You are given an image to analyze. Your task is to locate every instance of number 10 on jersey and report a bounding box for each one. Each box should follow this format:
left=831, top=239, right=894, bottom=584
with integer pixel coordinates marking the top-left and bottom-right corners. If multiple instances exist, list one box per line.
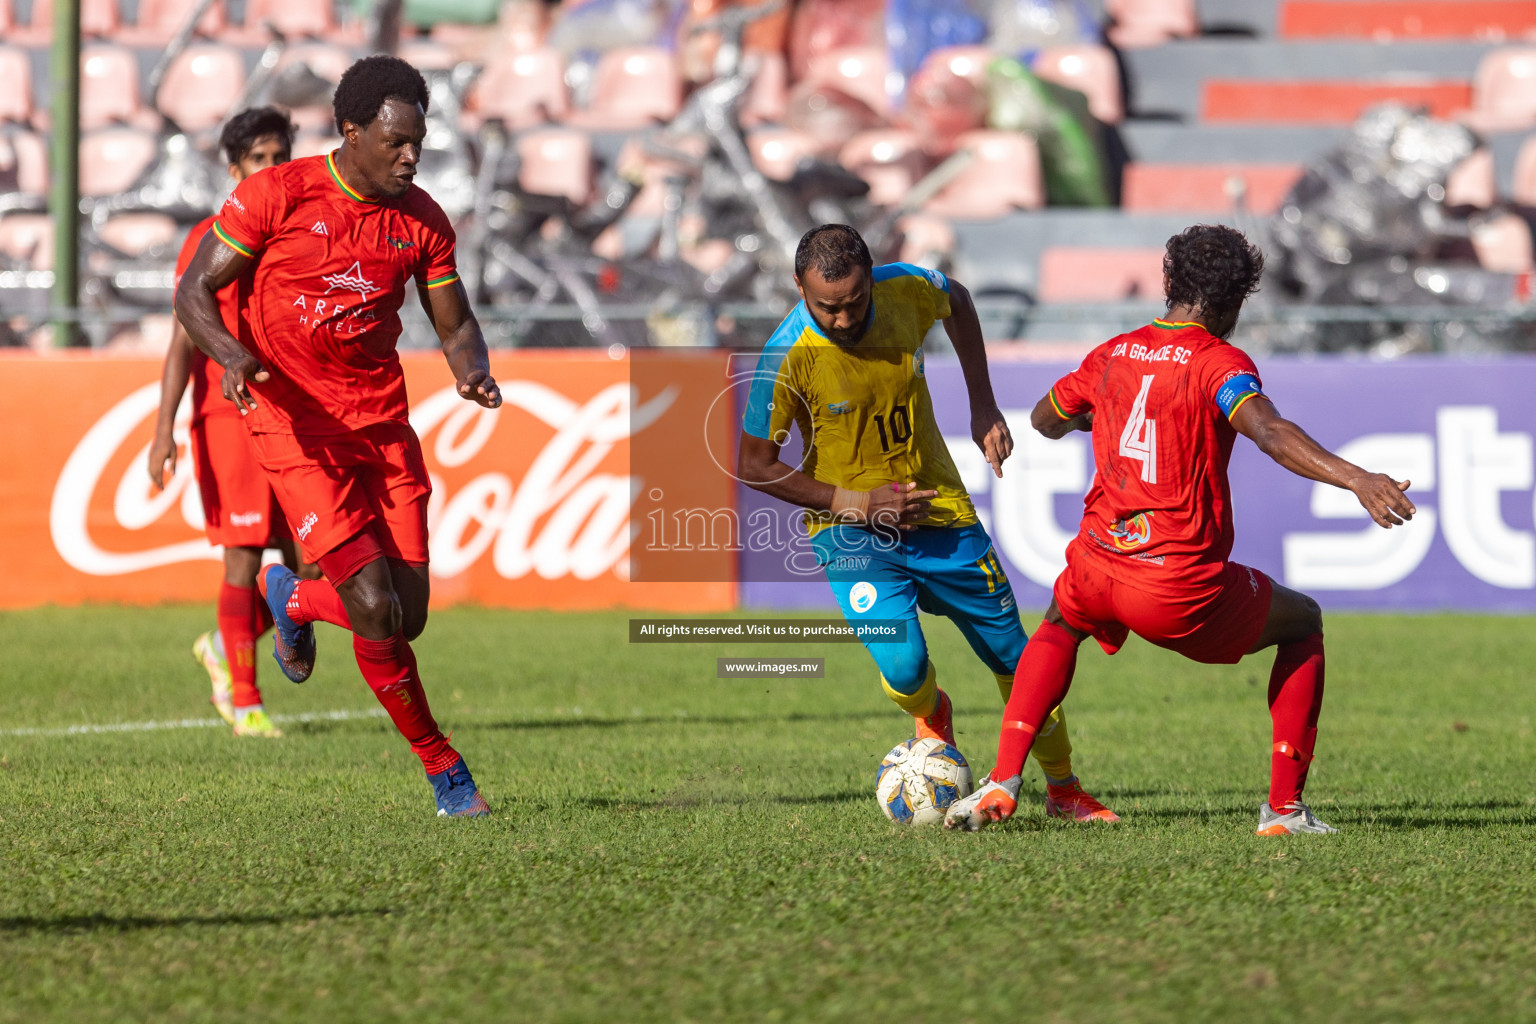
left=1119, top=375, right=1158, bottom=483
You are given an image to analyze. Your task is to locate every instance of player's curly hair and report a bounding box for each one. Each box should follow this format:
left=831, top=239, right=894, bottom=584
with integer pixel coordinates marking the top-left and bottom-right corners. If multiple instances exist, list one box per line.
left=219, top=107, right=294, bottom=166
left=332, top=55, right=430, bottom=135
left=1163, top=224, right=1265, bottom=317
left=795, top=224, right=873, bottom=282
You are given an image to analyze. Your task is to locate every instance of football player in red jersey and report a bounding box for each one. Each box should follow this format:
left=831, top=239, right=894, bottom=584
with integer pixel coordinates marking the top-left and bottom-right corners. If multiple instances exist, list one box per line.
left=174, top=56, right=500, bottom=818
left=148, top=107, right=306, bottom=739
left=946, top=224, right=1417, bottom=836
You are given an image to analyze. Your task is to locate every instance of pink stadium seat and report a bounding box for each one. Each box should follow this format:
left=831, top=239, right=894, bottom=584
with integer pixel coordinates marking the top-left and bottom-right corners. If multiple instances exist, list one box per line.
left=0, top=214, right=54, bottom=270
left=81, top=45, right=148, bottom=131
left=1444, top=147, right=1496, bottom=208
left=396, top=40, right=459, bottom=71
left=739, top=51, right=789, bottom=128
left=614, top=135, right=707, bottom=217
left=99, top=213, right=179, bottom=256
left=748, top=128, right=820, bottom=181
left=470, top=48, right=569, bottom=130
left=79, top=127, right=158, bottom=196
left=1513, top=135, right=1536, bottom=206
left=243, top=0, right=335, bottom=38
left=1470, top=212, right=1534, bottom=272
left=0, top=0, right=12, bottom=33
left=516, top=129, right=593, bottom=204
left=123, top=0, right=226, bottom=44
left=1106, top=0, right=1198, bottom=48
left=896, top=213, right=956, bottom=265
left=838, top=129, right=927, bottom=205
left=0, top=130, right=48, bottom=195
left=922, top=130, right=1044, bottom=219
left=903, top=47, right=992, bottom=151
left=1121, top=163, right=1304, bottom=214
left=1031, top=45, right=1124, bottom=125
left=157, top=45, right=247, bottom=133
left=804, top=46, right=895, bottom=118
left=1462, top=48, right=1536, bottom=132
left=25, top=0, right=120, bottom=38
left=275, top=43, right=354, bottom=133
left=0, top=46, right=32, bottom=125
left=1037, top=247, right=1167, bottom=303
left=565, top=47, right=683, bottom=131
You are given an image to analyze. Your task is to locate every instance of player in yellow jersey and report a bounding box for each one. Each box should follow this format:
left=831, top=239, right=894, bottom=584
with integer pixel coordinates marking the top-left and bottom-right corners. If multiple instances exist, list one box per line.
left=737, top=224, right=1117, bottom=821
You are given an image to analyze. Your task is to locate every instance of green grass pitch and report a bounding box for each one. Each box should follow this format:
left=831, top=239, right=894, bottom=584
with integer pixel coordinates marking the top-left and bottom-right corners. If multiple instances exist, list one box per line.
left=0, top=605, right=1532, bottom=1023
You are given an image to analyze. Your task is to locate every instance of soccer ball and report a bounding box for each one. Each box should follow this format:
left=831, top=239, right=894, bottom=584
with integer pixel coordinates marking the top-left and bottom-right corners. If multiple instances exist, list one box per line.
left=875, top=737, right=974, bottom=825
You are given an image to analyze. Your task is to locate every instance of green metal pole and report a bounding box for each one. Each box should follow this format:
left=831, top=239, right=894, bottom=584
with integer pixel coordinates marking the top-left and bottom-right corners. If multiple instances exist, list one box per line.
left=49, top=0, right=81, bottom=348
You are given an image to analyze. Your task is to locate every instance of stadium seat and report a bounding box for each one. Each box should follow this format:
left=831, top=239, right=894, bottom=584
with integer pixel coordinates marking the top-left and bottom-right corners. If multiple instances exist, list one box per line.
left=99, top=213, right=179, bottom=256
left=1470, top=211, right=1534, bottom=272
left=242, top=0, right=335, bottom=38
left=1031, top=45, right=1124, bottom=125
left=565, top=47, right=683, bottom=131
left=1106, top=0, right=1199, bottom=49
left=81, top=45, right=153, bottom=131
left=739, top=51, right=790, bottom=128
left=1462, top=48, right=1536, bottom=132
left=804, top=46, right=896, bottom=118
left=0, top=46, right=32, bottom=126
left=615, top=135, right=707, bottom=217
left=896, top=213, right=955, bottom=266
left=1513, top=135, right=1536, bottom=206
left=1037, top=246, right=1166, bottom=302
left=1278, top=0, right=1536, bottom=40
left=1121, top=163, right=1304, bottom=214
left=838, top=129, right=927, bottom=205
left=79, top=127, right=158, bottom=196
left=1445, top=147, right=1496, bottom=208
left=274, top=43, right=354, bottom=133
left=1203, top=80, right=1473, bottom=123
left=922, top=130, right=1044, bottom=219
left=0, top=213, right=54, bottom=270
left=516, top=129, right=593, bottom=204
left=903, top=47, right=992, bottom=151
left=470, top=48, right=569, bottom=130
left=156, top=45, right=247, bottom=134
left=122, top=0, right=227, bottom=45
left=396, top=40, right=459, bottom=72
left=0, top=130, right=48, bottom=197
left=23, top=0, right=120, bottom=40
left=747, top=127, right=820, bottom=182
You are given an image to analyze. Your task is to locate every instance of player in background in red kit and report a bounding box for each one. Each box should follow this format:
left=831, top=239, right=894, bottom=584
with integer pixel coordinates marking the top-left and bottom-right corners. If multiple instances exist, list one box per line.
left=174, top=57, right=501, bottom=818
left=945, top=224, right=1417, bottom=836
left=148, top=107, right=312, bottom=739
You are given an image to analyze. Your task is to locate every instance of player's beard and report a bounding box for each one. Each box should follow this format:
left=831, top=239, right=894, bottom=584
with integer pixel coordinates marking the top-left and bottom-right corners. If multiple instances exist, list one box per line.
left=814, top=303, right=875, bottom=347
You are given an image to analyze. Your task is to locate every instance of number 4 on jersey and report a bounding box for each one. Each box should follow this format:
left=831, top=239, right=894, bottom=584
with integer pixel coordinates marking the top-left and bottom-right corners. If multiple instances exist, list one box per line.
left=1119, top=374, right=1158, bottom=483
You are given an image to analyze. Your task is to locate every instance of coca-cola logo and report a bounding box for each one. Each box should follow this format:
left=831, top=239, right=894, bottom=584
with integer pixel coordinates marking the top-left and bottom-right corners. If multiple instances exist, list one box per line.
left=50, top=378, right=676, bottom=581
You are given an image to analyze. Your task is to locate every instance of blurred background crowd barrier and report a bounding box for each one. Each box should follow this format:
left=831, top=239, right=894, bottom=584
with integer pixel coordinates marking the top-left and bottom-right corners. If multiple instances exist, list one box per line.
left=2, top=0, right=1536, bottom=357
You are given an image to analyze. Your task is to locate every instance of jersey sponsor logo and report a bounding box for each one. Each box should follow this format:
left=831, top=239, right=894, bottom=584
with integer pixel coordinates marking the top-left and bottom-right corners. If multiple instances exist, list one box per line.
left=913, top=349, right=925, bottom=379
left=826, top=400, right=852, bottom=415
left=920, top=267, right=945, bottom=290
left=385, top=235, right=415, bottom=251
left=297, top=512, right=318, bottom=540
left=1000, top=592, right=1015, bottom=611
left=224, top=195, right=247, bottom=213
left=1108, top=512, right=1153, bottom=551
left=322, top=261, right=378, bottom=302
left=228, top=511, right=264, bottom=527
left=849, top=581, right=878, bottom=614
left=311, top=221, right=329, bottom=235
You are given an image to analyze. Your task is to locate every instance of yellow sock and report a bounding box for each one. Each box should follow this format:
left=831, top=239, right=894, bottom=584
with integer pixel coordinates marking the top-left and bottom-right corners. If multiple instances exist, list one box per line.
left=1030, top=704, right=1074, bottom=783
left=993, top=672, right=1013, bottom=702
left=881, top=661, right=939, bottom=719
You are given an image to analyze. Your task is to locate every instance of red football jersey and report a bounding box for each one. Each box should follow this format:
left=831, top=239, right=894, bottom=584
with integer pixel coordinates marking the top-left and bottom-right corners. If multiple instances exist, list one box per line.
left=1048, top=319, right=1267, bottom=598
left=174, top=215, right=243, bottom=421
left=210, top=152, right=459, bottom=436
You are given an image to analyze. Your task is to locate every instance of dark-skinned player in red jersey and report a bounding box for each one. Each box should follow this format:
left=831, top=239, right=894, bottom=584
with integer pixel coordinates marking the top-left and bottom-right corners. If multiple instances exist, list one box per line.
left=148, top=107, right=314, bottom=740
left=946, top=224, right=1417, bottom=836
left=174, top=56, right=501, bottom=818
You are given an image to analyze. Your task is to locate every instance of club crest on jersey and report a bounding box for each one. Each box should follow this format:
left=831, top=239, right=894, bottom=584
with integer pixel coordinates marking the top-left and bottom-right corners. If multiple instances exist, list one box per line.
left=322, top=261, right=377, bottom=302
left=385, top=235, right=415, bottom=251
left=1109, top=512, right=1153, bottom=550
left=913, top=349, right=925, bottom=378
left=849, top=581, right=878, bottom=614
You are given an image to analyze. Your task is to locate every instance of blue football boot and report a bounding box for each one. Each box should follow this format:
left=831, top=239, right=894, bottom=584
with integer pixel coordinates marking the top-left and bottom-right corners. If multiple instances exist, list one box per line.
left=257, top=564, right=316, bottom=683
left=428, top=757, right=491, bottom=818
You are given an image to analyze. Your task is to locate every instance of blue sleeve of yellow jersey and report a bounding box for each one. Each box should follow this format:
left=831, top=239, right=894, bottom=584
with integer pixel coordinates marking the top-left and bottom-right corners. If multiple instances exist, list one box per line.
left=742, top=313, right=807, bottom=441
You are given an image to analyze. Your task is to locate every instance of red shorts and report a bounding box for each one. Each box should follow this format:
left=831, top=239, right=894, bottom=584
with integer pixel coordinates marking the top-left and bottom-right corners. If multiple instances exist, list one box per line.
left=247, top=420, right=432, bottom=566
left=1054, top=545, right=1274, bottom=665
left=190, top=412, right=290, bottom=548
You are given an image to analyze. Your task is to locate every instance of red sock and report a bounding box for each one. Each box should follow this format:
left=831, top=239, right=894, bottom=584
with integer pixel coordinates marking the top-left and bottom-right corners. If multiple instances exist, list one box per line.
left=254, top=591, right=274, bottom=637
left=218, top=582, right=261, bottom=710
left=994, top=620, right=1081, bottom=781
left=353, top=632, right=459, bottom=774
left=1267, top=633, right=1326, bottom=809
left=288, top=579, right=352, bottom=630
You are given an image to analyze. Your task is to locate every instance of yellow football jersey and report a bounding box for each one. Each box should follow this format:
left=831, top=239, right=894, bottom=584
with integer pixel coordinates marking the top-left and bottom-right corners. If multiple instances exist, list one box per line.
left=742, top=262, right=977, bottom=535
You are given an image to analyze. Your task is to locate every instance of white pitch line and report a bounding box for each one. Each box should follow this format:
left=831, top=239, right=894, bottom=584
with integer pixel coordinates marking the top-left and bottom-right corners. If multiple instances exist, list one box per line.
left=0, top=707, right=389, bottom=739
